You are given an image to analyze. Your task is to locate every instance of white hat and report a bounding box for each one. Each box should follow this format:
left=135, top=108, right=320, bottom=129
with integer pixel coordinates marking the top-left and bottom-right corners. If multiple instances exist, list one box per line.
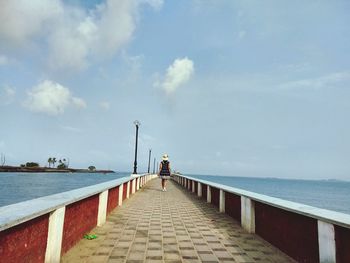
left=162, top=154, right=169, bottom=161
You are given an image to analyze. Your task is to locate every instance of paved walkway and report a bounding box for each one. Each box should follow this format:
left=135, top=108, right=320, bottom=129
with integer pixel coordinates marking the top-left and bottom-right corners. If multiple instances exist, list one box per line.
left=62, top=178, right=295, bottom=263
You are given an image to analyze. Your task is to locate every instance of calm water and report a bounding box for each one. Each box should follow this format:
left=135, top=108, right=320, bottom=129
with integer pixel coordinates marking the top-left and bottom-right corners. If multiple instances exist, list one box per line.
left=189, top=174, right=350, bottom=215
left=1, top=172, right=350, bottom=215
left=0, top=172, right=128, bottom=207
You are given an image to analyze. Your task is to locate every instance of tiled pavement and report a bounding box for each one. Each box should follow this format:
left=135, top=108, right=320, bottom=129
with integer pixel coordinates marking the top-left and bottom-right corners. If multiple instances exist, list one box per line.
left=61, top=178, right=296, bottom=263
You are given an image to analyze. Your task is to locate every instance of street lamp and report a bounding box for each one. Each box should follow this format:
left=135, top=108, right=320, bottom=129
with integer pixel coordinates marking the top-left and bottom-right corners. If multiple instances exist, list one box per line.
left=133, top=120, right=140, bottom=174
left=153, top=157, right=156, bottom=174
left=147, top=149, right=152, bottom=174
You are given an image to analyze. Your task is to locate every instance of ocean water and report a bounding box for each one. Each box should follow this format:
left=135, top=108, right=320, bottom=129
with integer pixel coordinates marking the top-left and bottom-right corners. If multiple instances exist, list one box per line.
left=0, top=172, right=129, bottom=207
left=1, top=172, right=349, bottom=215
left=189, top=174, right=350, bottom=215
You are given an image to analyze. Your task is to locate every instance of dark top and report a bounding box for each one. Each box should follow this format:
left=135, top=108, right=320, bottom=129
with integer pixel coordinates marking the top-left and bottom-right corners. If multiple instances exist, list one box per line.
left=160, top=160, right=170, bottom=177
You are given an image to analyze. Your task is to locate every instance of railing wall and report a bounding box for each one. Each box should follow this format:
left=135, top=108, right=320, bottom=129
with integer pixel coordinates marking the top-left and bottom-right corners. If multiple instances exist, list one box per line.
left=173, top=174, right=350, bottom=263
left=0, top=173, right=157, bottom=263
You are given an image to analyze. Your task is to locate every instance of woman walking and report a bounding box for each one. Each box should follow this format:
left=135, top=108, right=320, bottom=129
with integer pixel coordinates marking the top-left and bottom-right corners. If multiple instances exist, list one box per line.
left=159, top=154, right=171, bottom=191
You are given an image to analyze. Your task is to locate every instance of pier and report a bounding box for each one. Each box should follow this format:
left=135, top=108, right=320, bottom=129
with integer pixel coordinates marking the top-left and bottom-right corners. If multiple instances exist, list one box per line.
left=62, top=178, right=294, bottom=262
left=1, top=174, right=350, bottom=262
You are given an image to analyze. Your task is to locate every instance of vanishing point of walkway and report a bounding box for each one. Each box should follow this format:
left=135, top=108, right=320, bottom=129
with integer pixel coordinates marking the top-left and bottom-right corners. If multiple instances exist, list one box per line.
left=62, top=178, right=295, bottom=263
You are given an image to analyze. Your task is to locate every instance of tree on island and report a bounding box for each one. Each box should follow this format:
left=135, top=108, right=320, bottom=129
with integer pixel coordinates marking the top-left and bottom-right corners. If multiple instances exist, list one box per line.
left=88, top=166, right=96, bottom=171
left=47, top=157, right=69, bottom=169
left=62, top=158, right=69, bottom=168
left=47, top=157, right=52, bottom=168
left=57, top=159, right=68, bottom=169
left=26, top=162, right=39, bottom=168
left=57, top=163, right=66, bottom=169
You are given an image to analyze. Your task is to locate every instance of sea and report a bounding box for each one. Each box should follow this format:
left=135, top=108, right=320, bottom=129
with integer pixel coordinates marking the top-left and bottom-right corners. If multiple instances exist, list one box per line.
left=0, top=172, right=349, bottom=215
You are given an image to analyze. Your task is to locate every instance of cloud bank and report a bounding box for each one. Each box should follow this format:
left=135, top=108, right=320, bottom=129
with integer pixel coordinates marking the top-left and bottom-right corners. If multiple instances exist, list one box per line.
left=0, top=0, right=163, bottom=72
left=24, top=80, right=86, bottom=115
left=158, top=57, right=194, bottom=95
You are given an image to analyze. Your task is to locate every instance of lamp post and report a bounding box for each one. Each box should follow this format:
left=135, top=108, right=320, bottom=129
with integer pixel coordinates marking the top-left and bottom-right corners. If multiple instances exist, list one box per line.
left=133, top=120, right=140, bottom=174
left=147, top=149, right=152, bottom=174
left=153, top=157, right=156, bottom=174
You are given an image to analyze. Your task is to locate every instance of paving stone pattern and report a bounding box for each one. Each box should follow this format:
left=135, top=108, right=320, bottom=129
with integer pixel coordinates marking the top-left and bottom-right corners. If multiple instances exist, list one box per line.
left=61, top=178, right=296, bottom=263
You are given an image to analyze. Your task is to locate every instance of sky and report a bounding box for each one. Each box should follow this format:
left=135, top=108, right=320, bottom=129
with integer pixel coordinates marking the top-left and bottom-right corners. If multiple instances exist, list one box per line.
left=0, top=0, right=350, bottom=179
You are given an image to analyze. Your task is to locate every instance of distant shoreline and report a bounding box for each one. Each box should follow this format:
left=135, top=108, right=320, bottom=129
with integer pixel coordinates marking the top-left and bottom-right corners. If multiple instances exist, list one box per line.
left=0, top=165, right=115, bottom=174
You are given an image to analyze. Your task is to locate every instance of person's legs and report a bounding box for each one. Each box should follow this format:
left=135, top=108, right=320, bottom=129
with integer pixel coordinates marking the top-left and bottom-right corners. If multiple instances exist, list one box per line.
left=164, top=179, right=167, bottom=191
left=161, top=179, right=165, bottom=190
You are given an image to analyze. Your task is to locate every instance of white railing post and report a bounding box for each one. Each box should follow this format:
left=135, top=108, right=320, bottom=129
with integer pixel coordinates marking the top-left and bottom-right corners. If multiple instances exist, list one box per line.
left=207, top=185, right=211, bottom=203
left=219, top=189, right=225, bottom=213
left=126, top=181, right=130, bottom=199
left=97, top=190, right=108, bottom=226
left=45, top=206, right=66, bottom=263
left=198, top=183, right=202, bottom=197
left=132, top=179, right=136, bottom=194
left=192, top=181, right=195, bottom=193
left=318, top=221, right=336, bottom=263
left=241, top=196, right=255, bottom=233
left=136, top=178, right=140, bottom=191
left=118, top=184, right=123, bottom=206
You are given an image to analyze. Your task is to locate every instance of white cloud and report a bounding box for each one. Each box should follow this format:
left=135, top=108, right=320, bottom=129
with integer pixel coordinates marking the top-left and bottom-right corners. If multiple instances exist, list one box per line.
left=157, top=57, right=194, bottom=95
left=0, top=0, right=63, bottom=46
left=24, top=80, right=86, bottom=115
left=4, top=86, right=15, bottom=97
left=0, top=86, right=16, bottom=105
left=72, top=97, right=87, bottom=109
left=100, top=101, right=110, bottom=110
left=0, top=0, right=162, bottom=72
left=280, top=71, right=350, bottom=90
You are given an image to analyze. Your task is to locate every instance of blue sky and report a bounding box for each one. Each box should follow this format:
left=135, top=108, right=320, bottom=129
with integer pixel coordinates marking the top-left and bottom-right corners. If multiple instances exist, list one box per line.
left=0, top=0, right=350, bottom=179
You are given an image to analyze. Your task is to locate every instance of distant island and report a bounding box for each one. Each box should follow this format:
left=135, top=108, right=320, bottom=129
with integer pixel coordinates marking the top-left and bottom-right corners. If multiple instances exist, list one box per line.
left=0, top=165, right=114, bottom=173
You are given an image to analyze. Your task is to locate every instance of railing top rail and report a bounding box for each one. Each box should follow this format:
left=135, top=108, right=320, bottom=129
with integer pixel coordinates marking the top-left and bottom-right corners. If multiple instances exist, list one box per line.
left=0, top=174, right=147, bottom=231
left=175, top=173, right=350, bottom=229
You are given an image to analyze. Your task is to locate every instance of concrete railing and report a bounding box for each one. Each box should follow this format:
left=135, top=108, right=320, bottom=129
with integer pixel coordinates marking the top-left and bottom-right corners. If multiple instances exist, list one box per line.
left=173, top=174, right=350, bottom=263
left=0, top=173, right=157, bottom=263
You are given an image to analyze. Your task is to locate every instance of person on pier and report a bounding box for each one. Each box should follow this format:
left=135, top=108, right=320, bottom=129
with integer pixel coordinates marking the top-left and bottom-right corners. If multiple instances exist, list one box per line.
left=159, top=154, right=171, bottom=191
